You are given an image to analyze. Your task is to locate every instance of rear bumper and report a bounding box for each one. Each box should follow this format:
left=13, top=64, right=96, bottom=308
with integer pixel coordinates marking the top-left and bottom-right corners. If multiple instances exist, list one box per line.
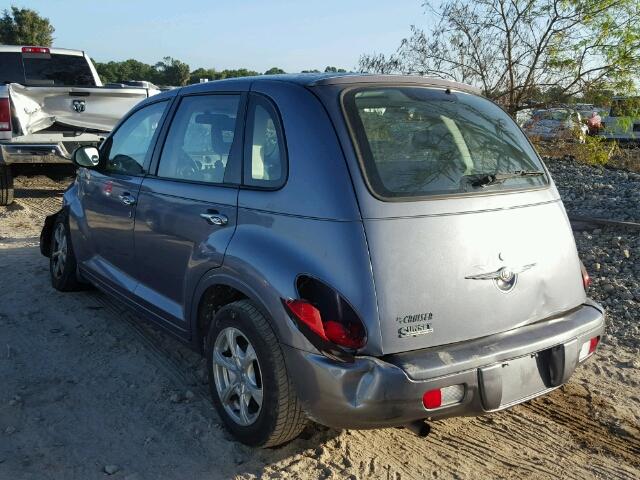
left=0, top=143, right=73, bottom=165
left=283, top=300, right=605, bottom=429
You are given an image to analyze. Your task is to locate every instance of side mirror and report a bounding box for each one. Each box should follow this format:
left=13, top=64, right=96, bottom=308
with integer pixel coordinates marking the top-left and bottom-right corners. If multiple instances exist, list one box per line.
left=73, top=146, right=100, bottom=168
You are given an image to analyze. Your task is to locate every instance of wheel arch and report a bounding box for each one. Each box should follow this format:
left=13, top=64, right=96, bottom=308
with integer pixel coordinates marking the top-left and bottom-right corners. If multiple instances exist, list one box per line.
left=189, top=271, right=298, bottom=354
left=39, top=206, right=67, bottom=257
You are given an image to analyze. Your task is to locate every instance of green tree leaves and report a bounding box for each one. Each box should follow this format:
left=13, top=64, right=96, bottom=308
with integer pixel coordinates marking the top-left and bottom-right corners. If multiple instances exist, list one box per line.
left=359, top=0, right=640, bottom=114
left=0, top=6, right=54, bottom=46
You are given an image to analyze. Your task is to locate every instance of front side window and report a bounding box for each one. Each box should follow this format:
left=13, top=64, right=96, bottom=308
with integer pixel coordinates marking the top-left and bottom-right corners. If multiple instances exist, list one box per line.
left=244, top=96, right=286, bottom=188
left=104, top=101, right=168, bottom=175
left=343, top=87, right=547, bottom=199
left=157, top=95, right=240, bottom=184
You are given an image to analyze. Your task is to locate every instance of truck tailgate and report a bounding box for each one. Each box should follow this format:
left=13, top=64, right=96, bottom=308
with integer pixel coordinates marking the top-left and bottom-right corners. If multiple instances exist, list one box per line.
left=8, top=83, right=157, bottom=135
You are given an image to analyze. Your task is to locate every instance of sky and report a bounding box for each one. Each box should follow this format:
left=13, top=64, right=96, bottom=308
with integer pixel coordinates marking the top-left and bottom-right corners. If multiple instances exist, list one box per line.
left=17, top=0, right=427, bottom=73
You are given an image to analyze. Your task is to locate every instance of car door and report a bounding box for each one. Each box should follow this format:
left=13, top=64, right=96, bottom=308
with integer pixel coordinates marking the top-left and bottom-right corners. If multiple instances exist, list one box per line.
left=78, top=100, right=170, bottom=294
left=133, top=93, right=244, bottom=327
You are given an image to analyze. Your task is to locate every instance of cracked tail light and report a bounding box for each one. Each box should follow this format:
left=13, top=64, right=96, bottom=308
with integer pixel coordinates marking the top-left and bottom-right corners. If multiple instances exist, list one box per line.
left=0, top=98, right=11, bottom=132
left=283, top=276, right=367, bottom=362
left=284, top=299, right=366, bottom=350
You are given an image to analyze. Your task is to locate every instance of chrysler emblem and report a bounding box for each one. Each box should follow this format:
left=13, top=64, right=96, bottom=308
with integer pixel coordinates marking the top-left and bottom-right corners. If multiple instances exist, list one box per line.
left=72, top=99, right=86, bottom=113
left=465, top=263, right=536, bottom=292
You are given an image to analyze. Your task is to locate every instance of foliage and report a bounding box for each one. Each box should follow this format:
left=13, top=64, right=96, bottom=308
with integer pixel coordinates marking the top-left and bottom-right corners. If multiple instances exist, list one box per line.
left=0, top=6, right=54, bottom=46
left=95, top=59, right=155, bottom=84
left=359, top=0, right=640, bottom=115
left=154, top=57, right=190, bottom=86
left=264, top=67, right=286, bottom=75
left=324, top=66, right=347, bottom=73
left=573, top=135, right=619, bottom=166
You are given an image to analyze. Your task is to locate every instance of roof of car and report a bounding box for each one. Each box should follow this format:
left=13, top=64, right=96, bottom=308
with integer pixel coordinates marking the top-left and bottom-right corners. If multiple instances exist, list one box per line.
left=179, top=73, right=481, bottom=95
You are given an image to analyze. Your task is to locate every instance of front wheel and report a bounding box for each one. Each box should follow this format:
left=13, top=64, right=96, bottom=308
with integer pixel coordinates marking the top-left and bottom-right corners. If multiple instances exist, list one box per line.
left=50, top=216, right=81, bottom=291
left=206, top=300, right=307, bottom=447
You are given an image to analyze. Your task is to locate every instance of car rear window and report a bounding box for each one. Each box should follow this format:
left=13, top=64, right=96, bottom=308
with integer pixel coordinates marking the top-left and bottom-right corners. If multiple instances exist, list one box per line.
left=342, top=87, right=548, bottom=200
left=0, top=52, right=95, bottom=86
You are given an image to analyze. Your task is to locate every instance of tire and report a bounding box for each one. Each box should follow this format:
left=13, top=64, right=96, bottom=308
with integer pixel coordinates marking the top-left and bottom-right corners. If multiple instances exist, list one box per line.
left=49, top=215, right=81, bottom=292
left=206, top=300, right=307, bottom=447
left=0, top=165, right=14, bottom=206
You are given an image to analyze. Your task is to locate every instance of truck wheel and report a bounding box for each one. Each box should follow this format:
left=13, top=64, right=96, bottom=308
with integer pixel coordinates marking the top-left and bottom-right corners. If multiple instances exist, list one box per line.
left=206, top=300, right=307, bottom=447
left=0, top=165, right=14, bottom=206
left=50, top=215, right=81, bottom=291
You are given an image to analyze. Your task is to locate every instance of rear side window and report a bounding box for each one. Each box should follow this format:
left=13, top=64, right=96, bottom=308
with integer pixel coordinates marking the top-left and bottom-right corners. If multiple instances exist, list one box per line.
left=343, top=87, right=547, bottom=200
left=243, top=95, right=286, bottom=188
left=157, top=94, right=241, bottom=184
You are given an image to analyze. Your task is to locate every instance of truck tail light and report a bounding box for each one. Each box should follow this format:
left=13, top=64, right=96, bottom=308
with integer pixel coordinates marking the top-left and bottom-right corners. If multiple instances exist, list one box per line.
left=580, top=261, right=591, bottom=290
left=423, top=385, right=465, bottom=409
left=579, top=336, right=600, bottom=361
left=0, top=98, right=11, bottom=132
left=22, top=46, right=50, bottom=54
left=283, top=276, right=367, bottom=361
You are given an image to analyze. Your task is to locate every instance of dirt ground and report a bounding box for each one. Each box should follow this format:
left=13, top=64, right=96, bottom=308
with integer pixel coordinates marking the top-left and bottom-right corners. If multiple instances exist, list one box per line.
left=1, top=174, right=639, bottom=480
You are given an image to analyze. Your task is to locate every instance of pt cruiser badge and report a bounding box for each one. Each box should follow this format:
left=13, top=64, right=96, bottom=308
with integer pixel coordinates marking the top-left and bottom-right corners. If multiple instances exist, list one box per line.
left=465, top=263, right=537, bottom=292
left=397, top=312, right=434, bottom=338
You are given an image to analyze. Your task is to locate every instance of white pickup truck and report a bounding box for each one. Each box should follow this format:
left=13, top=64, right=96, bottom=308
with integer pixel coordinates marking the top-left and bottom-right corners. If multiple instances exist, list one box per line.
left=0, top=46, right=159, bottom=205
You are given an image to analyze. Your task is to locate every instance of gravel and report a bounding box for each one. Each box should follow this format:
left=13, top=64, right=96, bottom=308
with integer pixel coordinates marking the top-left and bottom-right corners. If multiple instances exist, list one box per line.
left=545, top=158, right=640, bottom=223
left=545, top=158, right=640, bottom=350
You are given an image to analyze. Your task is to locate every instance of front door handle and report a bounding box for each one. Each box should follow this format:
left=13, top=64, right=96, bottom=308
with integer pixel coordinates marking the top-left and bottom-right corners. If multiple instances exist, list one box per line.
left=119, top=193, right=136, bottom=206
left=200, top=212, right=228, bottom=226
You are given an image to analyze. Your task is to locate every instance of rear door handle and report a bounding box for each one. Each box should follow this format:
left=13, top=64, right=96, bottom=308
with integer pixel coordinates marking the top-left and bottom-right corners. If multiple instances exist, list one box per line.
left=200, top=212, right=228, bottom=226
left=119, top=193, right=136, bottom=205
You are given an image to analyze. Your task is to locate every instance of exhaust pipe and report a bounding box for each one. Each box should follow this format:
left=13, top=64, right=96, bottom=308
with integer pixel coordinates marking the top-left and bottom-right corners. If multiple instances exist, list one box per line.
left=404, top=420, right=431, bottom=437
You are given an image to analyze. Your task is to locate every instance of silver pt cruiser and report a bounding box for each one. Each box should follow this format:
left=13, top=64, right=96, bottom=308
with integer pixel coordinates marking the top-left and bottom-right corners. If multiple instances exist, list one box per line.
left=40, top=74, right=605, bottom=447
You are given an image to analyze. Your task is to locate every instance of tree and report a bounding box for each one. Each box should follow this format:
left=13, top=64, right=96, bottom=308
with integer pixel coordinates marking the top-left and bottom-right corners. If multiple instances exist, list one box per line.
left=359, top=0, right=640, bottom=114
left=189, top=67, right=218, bottom=84
left=264, top=67, right=285, bottom=75
left=0, top=6, right=54, bottom=46
left=324, top=66, right=347, bottom=73
left=154, top=56, right=190, bottom=86
left=95, top=59, right=155, bottom=84
left=301, top=69, right=321, bottom=73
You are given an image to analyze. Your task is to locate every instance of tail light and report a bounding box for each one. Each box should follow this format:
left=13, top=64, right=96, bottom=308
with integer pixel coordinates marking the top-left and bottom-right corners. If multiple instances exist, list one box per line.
left=283, top=276, right=367, bottom=362
left=422, top=385, right=465, bottom=409
left=0, top=98, right=11, bottom=132
left=580, top=261, right=591, bottom=290
left=579, top=336, right=600, bottom=361
left=22, top=46, right=50, bottom=54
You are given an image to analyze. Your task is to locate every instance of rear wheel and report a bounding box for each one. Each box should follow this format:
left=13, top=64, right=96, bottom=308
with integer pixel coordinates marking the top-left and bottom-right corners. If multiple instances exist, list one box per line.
left=50, top=216, right=81, bottom=291
left=0, top=165, right=14, bottom=206
left=206, top=300, right=307, bottom=447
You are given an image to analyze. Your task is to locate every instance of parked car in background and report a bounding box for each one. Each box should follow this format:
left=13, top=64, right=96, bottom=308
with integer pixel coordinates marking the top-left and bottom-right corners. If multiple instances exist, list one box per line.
left=0, top=45, right=159, bottom=205
left=523, top=108, right=588, bottom=142
left=599, top=96, right=640, bottom=144
left=41, top=74, right=605, bottom=447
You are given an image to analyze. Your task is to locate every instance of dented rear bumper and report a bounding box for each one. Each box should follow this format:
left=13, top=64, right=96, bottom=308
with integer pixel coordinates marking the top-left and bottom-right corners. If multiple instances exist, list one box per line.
left=283, top=300, right=605, bottom=429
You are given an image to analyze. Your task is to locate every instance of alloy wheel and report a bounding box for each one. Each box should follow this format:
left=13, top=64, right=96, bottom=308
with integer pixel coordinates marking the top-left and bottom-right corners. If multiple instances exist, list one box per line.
left=212, top=327, right=263, bottom=426
left=51, top=223, right=68, bottom=279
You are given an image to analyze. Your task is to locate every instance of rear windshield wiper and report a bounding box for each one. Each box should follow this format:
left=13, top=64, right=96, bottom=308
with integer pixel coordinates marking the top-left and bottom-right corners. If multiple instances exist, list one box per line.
left=463, top=170, right=545, bottom=188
